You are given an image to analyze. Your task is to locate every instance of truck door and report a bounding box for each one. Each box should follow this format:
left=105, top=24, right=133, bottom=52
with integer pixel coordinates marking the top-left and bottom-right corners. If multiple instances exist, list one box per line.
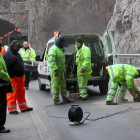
left=39, top=31, right=60, bottom=76
left=102, top=30, right=117, bottom=65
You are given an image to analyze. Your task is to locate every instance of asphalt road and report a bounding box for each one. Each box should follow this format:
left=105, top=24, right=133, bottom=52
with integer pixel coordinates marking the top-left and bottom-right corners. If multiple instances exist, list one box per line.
left=1, top=79, right=140, bottom=140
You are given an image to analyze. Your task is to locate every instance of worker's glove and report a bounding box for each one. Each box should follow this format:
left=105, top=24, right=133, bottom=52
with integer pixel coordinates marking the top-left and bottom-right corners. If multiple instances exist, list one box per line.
left=54, top=70, right=59, bottom=76
left=80, top=68, right=86, bottom=73
left=27, top=60, right=32, bottom=64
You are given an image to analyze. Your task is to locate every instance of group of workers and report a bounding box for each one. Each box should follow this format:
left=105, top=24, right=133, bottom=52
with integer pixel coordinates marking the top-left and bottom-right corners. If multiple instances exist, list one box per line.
left=1, top=36, right=140, bottom=133
left=0, top=40, right=36, bottom=133
left=48, top=36, right=140, bottom=105
left=48, top=36, right=92, bottom=105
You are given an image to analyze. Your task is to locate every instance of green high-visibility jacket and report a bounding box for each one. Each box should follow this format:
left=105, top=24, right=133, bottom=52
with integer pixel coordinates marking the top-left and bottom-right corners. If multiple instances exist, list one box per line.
left=0, top=55, right=10, bottom=81
left=76, top=43, right=92, bottom=76
left=107, top=64, right=139, bottom=90
left=19, top=47, right=36, bottom=62
left=48, top=45, right=65, bottom=71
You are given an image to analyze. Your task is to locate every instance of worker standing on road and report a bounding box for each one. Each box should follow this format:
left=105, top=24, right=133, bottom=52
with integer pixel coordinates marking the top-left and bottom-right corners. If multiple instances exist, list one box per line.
left=3, top=40, right=33, bottom=114
left=48, top=36, right=72, bottom=105
left=19, top=41, right=36, bottom=89
left=106, top=64, right=140, bottom=105
left=0, top=45, right=13, bottom=133
left=75, top=37, right=92, bottom=100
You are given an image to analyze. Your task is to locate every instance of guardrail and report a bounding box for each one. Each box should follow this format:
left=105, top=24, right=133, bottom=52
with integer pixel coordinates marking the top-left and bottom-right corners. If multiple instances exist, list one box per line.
left=116, top=54, right=140, bottom=65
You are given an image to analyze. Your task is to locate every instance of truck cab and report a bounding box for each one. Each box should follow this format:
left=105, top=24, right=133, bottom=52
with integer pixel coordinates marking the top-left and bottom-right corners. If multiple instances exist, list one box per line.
left=38, top=31, right=116, bottom=94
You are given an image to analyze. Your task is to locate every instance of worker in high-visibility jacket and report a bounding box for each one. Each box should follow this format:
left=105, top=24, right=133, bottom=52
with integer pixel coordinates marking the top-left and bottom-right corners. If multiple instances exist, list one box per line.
left=0, top=41, right=6, bottom=55
left=19, top=41, right=36, bottom=89
left=48, top=36, right=72, bottom=105
left=106, top=64, right=140, bottom=105
left=75, top=37, right=92, bottom=100
left=3, top=40, right=33, bottom=114
left=0, top=46, right=13, bottom=133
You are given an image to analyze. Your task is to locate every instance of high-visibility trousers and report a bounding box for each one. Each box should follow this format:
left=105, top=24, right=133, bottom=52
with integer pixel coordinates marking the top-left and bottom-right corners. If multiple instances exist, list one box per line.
left=78, top=76, right=89, bottom=98
left=50, top=70, right=67, bottom=102
left=7, top=76, right=29, bottom=113
left=106, top=80, right=139, bottom=101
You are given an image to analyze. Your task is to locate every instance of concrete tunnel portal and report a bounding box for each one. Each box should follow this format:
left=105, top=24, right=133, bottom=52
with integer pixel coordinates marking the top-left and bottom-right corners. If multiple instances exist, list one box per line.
left=0, top=19, right=15, bottom=45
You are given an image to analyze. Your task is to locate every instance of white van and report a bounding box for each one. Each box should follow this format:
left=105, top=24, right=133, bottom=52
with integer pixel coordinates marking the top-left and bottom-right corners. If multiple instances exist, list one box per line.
left=38, top=31, right=116, bottom=94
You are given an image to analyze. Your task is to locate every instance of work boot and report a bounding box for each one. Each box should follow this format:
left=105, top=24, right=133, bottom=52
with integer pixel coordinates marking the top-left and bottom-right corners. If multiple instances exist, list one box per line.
left=76, top=96, right=81, bottom=99
left=9, top=110, right=19, bottom=114
left=62, top=97, right=73, bottom=103
left=53, top=100, right=63, bottom=105
left=0, top=128, right=10, bottom=133
left=21, top=107, right=33, bottom=112
left=106, top=101, right=117, bottom=105
left=82, top=97, right=87, bottom=101
left=134, top=96, right=140, bottom=102
left=136, top=91, right=140, bottom=96
left=118, top=97, right=128, bottom=102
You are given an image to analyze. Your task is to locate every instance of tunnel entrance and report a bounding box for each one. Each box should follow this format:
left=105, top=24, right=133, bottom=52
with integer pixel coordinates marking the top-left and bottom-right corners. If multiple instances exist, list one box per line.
left=0, top=19, right=15, bottom=45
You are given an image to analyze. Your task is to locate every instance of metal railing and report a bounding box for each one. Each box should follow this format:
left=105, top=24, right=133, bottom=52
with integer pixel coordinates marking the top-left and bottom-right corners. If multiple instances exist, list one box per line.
left=116, top=54, right=140, bottom=64
left=116, top=54, right=140, bottom=70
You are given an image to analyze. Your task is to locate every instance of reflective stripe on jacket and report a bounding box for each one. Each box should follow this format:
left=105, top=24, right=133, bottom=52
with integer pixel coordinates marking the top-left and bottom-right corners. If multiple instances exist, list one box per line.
left=76, top=43, right=92, bottom=76
left=48, top=45, right=65, bottom=71
left=0, top=55, right=10, bottom=81
left=19, top=47, right=36, bottom=62
left=107, top=64, right=139, bottom=90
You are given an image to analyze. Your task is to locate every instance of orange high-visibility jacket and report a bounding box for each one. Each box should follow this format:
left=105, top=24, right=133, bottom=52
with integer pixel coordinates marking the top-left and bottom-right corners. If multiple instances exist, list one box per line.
left=1, top=47, right=6, bottom=55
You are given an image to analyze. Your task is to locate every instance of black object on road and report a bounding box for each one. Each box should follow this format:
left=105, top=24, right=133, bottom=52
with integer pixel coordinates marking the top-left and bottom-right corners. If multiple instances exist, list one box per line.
left=68, top=105, right=90, bottom=125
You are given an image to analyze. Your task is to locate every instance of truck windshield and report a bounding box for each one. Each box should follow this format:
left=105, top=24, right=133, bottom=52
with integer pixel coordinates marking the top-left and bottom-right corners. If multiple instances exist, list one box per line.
left=64, top=36, right=103, bottom=56
left=64, top=38, right=75, bottom=54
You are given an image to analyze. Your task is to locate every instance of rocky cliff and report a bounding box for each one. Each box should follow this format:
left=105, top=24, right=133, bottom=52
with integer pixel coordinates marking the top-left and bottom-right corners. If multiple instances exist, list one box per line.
left=108, top=0, right=140, bottom=66
left=26, top=0, right=116, bottom=55
left=0, top=0, right=116, bottom=56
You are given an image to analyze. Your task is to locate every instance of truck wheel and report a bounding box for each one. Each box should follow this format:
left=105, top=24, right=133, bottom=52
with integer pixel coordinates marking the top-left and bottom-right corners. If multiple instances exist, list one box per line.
left=99, top=83, right=108, bottom=95
left=38, top=79, right=46, bottom=90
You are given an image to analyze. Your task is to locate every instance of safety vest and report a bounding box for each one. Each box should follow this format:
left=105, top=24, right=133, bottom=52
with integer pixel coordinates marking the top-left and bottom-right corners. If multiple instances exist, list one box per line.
left=76, top=43, right=92, bottom=76
left=0, top=47, right=6, bottom=55
left=107, top=64, right=139, bottom=90
left=0, top=55, right=10, bottom=81
left=48, top=45, right=65, bottom=71
left=19, top=47, right=36, bottom=62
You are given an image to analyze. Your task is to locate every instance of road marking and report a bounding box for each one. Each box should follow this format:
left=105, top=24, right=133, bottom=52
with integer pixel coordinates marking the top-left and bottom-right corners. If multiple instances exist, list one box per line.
left=27, top=100, right=52, bottom=140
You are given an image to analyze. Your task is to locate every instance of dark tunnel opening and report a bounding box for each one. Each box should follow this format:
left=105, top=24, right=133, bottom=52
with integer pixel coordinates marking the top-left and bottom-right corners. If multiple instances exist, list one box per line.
left=0, top=19, right=15, bottom=45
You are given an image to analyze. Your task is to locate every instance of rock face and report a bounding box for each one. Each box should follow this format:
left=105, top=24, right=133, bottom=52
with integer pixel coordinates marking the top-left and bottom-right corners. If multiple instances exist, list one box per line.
left=0, top=0, right=28, bottom=45
left=0, top=1, right=28, bottom=34
left=0, top=0, right=116, bottom=56
left=108, top=0, right=140, bottom=66
left=26, top=0, right=116, bottom=55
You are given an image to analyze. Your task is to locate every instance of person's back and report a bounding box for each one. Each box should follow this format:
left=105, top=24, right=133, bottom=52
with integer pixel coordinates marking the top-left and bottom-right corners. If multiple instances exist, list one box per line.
left=107, top=64, right=138, bottom=82
left=106, top=64, right=140, bottom=105
left=3, top=47, right=24, bottom=78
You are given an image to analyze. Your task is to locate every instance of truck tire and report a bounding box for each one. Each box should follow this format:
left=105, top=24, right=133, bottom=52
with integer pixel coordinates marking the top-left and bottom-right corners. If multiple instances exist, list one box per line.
left=38, top=79, right=46, bottom=90
left=99, top=83, right=108, bottom=95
